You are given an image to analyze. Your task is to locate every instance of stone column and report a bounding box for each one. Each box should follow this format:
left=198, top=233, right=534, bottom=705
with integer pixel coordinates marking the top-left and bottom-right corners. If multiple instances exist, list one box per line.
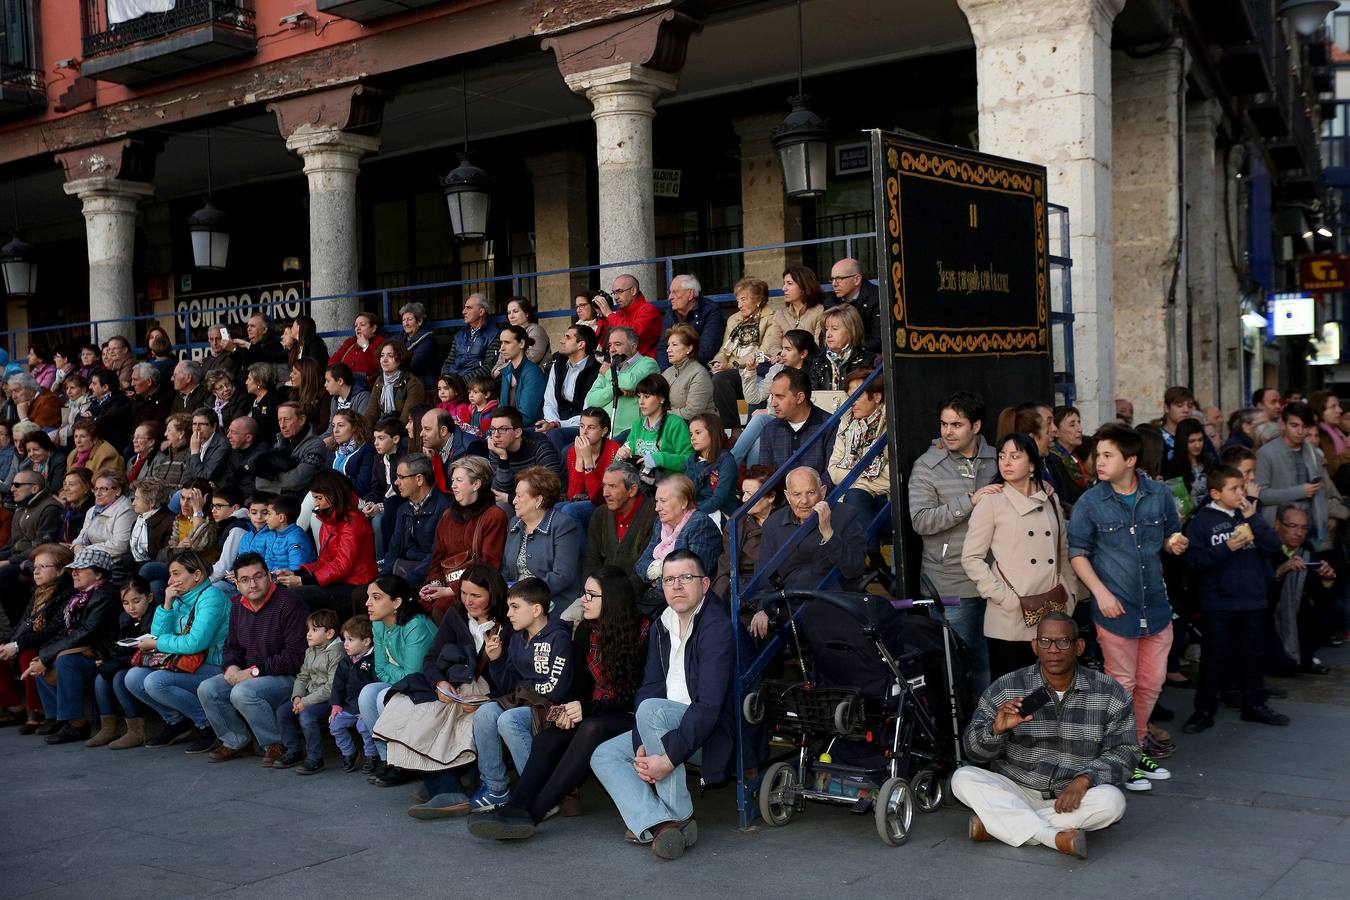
left=526, top=149, right=591, bottom=343
left=1111, top=44, right=1187, bottom=417
left=734, top=112, right=802, bottom=286
left=63, top=177, right=154, bottom=345
left=284, top=126, right=380, bottom=343
left=56, top=138, right=159, bottom=345
left=958, top=0, right=1126, bottom=428
left=1186, top=100, right=1222, bottom=409
left=564, top=63, right=677, bottom=297
left=1214, top=147, right=1246, bottom=414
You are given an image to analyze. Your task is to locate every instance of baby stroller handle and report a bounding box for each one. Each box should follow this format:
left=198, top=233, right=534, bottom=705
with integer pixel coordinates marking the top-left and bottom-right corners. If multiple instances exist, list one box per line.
left=771, top=590, right=890, bottom=636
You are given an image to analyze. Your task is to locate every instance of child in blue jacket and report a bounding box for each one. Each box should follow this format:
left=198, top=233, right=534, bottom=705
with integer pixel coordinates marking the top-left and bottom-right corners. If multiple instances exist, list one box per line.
left=1182, top=465, right=1287, bottom=733
left=262, top=494, right=316, bottom=572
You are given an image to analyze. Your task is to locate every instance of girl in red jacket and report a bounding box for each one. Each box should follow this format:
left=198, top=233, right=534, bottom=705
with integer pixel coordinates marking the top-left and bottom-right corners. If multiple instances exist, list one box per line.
left=275, top=471, right=378, bottom=614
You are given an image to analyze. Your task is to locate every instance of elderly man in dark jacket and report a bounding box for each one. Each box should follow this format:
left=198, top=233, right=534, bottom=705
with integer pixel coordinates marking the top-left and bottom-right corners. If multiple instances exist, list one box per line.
left=591, top=549, right=740, bottom=860
left=129, top=363, right=173, bottom=427
left=183, top=407, right=231, bottom=486
left=0, top=471, right=64, bottom=623
left=583, top=462, right=657, bottom=595
left=379, top=453, right=454, bottom=584
left=748, top=467, right=865, bottom=637
left=254, top=402, right=328, bottom=499
left=223, top=416, right=267, bottom=497
left=655, top=274, right=725, bottom=369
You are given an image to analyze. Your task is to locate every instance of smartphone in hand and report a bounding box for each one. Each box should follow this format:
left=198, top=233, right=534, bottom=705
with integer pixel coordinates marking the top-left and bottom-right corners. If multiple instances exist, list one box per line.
left=1020, top=686, right=1053, bottom=717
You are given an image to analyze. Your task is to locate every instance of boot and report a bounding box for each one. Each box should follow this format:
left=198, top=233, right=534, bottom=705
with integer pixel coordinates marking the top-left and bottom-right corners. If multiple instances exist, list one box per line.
left=86, top=716, right=121, bottom=748
left=109, top=717, right=145, bottom=750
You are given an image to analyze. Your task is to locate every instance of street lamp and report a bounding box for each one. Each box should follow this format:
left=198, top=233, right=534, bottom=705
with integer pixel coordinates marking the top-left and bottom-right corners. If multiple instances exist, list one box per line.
left=773, top=0, right=829, bottom=199
left=1, top=179, right=35, bottom=297
left=188, top=127, right=229, bottom=270
left=441, top=152, right=492, bottom=241
left=0, top=235, right=37, bottom=297
left=187, top=201, right=230, bottom=271
left=440, top=70, right=493, bottom=242
left=1278, top=0, right=1336, bottom=37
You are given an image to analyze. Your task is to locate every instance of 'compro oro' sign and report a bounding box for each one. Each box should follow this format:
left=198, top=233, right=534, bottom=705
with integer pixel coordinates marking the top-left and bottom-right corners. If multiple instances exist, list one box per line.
left=174, top=281, right=308, bottom=357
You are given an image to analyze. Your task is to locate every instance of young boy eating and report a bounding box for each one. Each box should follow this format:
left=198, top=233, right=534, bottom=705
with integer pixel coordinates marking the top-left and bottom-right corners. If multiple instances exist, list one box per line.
left=1181, top=466, right=1288, bottom=733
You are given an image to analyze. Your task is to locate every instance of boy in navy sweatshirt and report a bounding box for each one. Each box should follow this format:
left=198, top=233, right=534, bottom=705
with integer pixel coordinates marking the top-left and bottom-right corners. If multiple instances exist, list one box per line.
left=1181, top=465, right=1289, bottom=733
left=464, top=577, right=572, bottom=812
left=329, top=615, right=379, bottom=773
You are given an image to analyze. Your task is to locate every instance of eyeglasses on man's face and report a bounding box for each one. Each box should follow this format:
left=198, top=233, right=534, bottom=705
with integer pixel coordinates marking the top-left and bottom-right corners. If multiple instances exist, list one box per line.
left=829, top=274, right=860, bottom=283
left=1035, top=637, right=1075, bottom=650
left=661, top=573, right=702, bottom=587
left=486, top=426, right=519, bottom=435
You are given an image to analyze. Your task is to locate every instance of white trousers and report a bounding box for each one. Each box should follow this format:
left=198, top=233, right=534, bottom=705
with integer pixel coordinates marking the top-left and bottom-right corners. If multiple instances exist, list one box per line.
left=951, top=766, right=1126, bottom=848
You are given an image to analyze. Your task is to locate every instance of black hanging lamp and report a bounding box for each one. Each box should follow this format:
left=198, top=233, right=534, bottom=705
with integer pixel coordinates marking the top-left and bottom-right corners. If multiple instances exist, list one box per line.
left=440, top=70, right=493, bottom=241
left=1, top=178, right=36, bottom=298
left=187, top=127, right=229, bottom=270
left=772, top=0, right=829, bottom=199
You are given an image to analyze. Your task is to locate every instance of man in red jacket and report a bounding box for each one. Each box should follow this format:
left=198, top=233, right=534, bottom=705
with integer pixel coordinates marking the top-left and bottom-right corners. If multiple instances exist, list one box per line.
left=602, top=274, right=662, bottom=358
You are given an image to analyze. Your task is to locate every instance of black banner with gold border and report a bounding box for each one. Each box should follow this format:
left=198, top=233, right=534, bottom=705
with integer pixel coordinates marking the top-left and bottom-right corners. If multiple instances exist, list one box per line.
left=871, top=130, right=1054, bottom=594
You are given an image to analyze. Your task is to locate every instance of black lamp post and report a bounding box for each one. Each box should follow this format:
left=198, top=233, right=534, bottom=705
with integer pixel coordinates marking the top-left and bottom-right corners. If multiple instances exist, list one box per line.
left=440, top=71, right=493, bottom=241
left=773, top=0, right=828, bottom=199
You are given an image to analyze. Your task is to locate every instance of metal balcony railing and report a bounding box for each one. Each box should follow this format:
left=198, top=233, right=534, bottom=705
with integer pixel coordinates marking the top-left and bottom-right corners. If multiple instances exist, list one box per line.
left=82, top=0, right=255, bottom=58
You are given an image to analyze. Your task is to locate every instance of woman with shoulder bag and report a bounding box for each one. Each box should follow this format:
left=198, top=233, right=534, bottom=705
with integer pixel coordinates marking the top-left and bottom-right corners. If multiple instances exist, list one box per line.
left=422, top=457, right=508, bottom=620
left=961, top=431, right=1078, bottom=680
left=124, top=549, right=230, bottom=751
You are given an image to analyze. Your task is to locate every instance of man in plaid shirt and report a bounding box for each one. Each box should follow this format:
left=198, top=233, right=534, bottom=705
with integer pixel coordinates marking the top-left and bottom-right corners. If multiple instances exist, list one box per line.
left=952, top=613, right=1137, bottom=860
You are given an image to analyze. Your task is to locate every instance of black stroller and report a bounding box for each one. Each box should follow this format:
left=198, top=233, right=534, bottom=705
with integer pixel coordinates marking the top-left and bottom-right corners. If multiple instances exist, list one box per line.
left=744, top=588, right=971, bottom=846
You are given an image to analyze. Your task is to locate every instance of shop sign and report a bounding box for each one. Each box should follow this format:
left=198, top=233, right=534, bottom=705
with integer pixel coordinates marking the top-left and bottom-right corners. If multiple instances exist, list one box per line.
left=173, top=280, right=307, bottom=358
left=1299, top=253, right=1349, bottom=292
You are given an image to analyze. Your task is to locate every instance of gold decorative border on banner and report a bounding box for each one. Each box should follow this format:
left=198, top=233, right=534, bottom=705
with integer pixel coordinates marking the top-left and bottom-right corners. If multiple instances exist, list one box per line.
left=883, top=143, right=1049, bottom=358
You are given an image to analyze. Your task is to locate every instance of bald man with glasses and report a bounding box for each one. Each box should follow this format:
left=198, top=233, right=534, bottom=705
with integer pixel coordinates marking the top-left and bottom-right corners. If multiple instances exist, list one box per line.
left=0, top=473, right=63, bottom=621
left=826, top=258, right=881, bottom=354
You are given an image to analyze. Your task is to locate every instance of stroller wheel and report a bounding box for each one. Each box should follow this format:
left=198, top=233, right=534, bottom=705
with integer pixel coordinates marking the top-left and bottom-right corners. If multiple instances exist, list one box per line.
left=758, top=762, right=800, bottom=827
left=874, top=777, right=914, bottom=846
left=833, top=697, right=860, bottom=735
left=910, top=767, right=944, bottom=813
left=743, top=689, right=765, bottom=725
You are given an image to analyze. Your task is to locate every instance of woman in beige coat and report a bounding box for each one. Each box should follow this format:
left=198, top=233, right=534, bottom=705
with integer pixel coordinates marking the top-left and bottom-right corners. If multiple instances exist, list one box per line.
left=961, top=432, right=1077, bottom=680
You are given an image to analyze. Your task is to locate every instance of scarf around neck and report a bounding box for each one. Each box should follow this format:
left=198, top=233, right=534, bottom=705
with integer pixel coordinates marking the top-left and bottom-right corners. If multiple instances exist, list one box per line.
left=654, top=509, right=694, bottom=562
left=1050, top=441, right=1090, bottom=489
left=380, top=371, right=401, bottom=413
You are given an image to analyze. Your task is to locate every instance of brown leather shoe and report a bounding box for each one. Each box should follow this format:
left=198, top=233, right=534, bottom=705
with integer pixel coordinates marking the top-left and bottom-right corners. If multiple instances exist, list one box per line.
left=968, top=814, right=993, bottom=842
left=650, top=819, right=692, bottom=860
left=624, top=829, right=640, bottom=844
left=1054, top=829, right=1087, bottom=860
left=208, top=742, right=254, bottom=763
left=260, top=743, right=287, bottom=767
left=559, top=790, right=582, bottom=817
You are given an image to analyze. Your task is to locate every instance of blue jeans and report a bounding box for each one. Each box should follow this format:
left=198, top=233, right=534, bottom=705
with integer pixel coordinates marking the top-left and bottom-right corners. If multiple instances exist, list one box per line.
left=139, top=562, right=169, bottom=601
left=557, top=500, right=596, bottom=534
left=124, top=664, right=222, bottom=729
left=197, top=673, right=295, bottom=750
left=358, top=682, right=392, bottom=760
left=33, top=654, right=98, bottom=721
left=93, top=668, right=142, bottom=718
left=730, top=411, right=772, bottom=466
left=277, top=702, right=329, bottom=762
left=941, top=596, right=990, bottom=695
left=472, top=700, right=534, bottom=794
left=330, top=708, right=375, bottom=757
left=591, top=698, right=695, bottom=841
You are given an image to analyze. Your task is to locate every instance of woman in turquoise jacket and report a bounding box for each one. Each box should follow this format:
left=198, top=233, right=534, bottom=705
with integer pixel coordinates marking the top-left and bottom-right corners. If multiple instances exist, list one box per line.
left=497, top=325, right=546, bottom=424
left=616, top=373, right=693, bottom=482
left=124, top=550, right=230, bottom=750
left=360, top=573, right=436, bottom=785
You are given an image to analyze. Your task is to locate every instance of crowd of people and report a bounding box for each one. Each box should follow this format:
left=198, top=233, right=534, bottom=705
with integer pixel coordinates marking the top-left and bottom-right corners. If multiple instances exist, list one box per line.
left=0, top=264, right=1337, bottom=862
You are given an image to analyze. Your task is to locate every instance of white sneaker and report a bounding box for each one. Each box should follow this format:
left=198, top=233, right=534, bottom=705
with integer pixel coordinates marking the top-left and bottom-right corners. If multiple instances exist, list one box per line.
left=1123, top=769, right=1153, bottom=792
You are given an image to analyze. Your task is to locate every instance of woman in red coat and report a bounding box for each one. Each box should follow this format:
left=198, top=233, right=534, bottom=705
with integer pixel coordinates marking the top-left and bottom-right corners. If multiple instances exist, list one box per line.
left=327, top=311, right=386, bottom=383
left=275, top=471, right=378, bottom=614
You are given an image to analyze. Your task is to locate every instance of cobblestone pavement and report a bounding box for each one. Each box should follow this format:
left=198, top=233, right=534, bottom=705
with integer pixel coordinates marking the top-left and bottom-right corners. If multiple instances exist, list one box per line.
left=3, top=645, right=1349, bottom=899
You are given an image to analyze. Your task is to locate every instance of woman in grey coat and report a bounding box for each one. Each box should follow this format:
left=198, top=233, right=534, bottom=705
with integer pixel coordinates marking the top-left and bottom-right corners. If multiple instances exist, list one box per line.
left=501, top=466, right=582, bottom=620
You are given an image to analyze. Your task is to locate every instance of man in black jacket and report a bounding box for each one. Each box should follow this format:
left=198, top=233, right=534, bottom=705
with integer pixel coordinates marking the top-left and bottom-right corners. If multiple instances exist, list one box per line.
left=129, top=362, right=173, bottom=427
left=591, top=550, right=735, bottom=860
left=487, top=406, right=562, bottom=503
left=379, top=453, right=453, bottom=584
left=537, top=324, right=602, bottom=456
left=83, top=368, right=133, bottom=452
left=0, top=472, right=63, bottom=623
left=827, top=257, right=882, bottom=354
left=223, top=416, right=267, bottom=497
left=184, top=408, right=231, bottom=486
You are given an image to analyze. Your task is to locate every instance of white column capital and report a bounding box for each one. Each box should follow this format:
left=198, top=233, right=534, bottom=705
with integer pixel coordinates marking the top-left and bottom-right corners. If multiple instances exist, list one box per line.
left=564, top=63, right=678, bottom=118
left=958, top=0, right=1126, bottom=37
left=284, top=126, right=380, bottom=173
left=62, top=176, right=155, bottom=207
